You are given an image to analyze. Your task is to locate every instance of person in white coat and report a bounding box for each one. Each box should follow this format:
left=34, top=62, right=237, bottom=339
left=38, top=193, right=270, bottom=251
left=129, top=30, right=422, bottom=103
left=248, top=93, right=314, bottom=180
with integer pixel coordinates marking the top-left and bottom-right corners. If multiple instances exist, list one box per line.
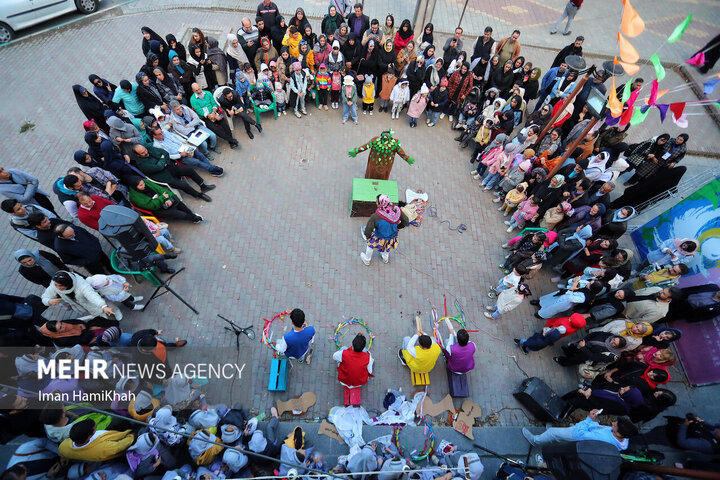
left=88, top=274, right=144, bottom=311
left=41, top=271, right=121, bottom=320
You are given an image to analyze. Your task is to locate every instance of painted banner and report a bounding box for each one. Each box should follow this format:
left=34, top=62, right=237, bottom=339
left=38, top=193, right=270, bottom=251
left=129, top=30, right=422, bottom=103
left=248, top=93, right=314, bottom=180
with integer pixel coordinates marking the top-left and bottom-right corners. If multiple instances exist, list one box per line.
left=631, top=177, right=720, bottom=385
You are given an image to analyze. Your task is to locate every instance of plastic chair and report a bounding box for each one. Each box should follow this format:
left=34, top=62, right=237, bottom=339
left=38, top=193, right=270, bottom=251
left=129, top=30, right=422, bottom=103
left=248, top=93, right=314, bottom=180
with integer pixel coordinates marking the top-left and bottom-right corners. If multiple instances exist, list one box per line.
left=249, top=82, right=278, bottom=124
left=110, top=250, right=162, bottom=287
left=519, top=227, right=548, bottom=236
left=140, top=215, right=166, bottom=255
left=309, top=87, right=320, bottom=108
left=129, top=201, right=161, bottom=221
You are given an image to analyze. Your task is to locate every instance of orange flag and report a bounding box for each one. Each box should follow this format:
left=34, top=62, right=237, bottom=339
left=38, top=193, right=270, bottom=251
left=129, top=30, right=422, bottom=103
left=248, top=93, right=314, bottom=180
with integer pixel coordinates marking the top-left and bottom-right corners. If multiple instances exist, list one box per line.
left=618, top=32, right=639, bottom=64
left=621, top=0, right=645, bottom=38
left=614, top=56, right=639, bottom=76
left=608, top=75, right=623, bottom=117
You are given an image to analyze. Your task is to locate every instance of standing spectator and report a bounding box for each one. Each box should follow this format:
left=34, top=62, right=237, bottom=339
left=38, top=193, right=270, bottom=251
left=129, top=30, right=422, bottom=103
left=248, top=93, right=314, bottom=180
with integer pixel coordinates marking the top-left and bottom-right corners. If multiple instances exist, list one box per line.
left=256, top=0, right=279, bottom=28
left=322, top=6, right=344, bottom=36
left=446, top=62, right=473, bottom=122
left=407, top=84, right=429, bottom=128
left=394, top=19, right=414, bottom=54
left=275, top=308, right=315, bottom=362
left=53, top=223, right=113, bottom=274
left=348, top=3, right=370, bottom=39
left=2, top=199, right=56, bottom=240
left=444, top=27, right=464, bottom=55
left=289, top=62, right=309, bottom=117
left=330, top=0, right=353, bottom=19
left=470, top=26, right=494, bottom=62
left=237, top=18, right=260, bottom=69
left=25, top=212, right=64, bottom=250
left=381, top=15, right=396, bottom=47
left=0, top=167, right=57, bottom=215
left=390, top=78, right=410, bottom=119
left=361, top=19, right=385, bottom=46
left=551, top=0, right=583, bottom=36
left=341, top=74, right=359, bottom=124
left=378, top=64, right=397, bottom=113
left=495, top=30, right=521, bottom=65
left=14, top=249, right=68, bottom=288
left=552, top=35, right=584, bottom=68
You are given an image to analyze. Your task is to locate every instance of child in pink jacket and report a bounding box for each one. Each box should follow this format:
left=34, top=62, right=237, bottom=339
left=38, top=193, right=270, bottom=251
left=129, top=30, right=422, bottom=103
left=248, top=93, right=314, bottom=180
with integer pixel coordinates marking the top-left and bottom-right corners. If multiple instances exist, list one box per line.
left=505, top=197, right=539, bottom=233
left=481, top=143, right=519, bottom=191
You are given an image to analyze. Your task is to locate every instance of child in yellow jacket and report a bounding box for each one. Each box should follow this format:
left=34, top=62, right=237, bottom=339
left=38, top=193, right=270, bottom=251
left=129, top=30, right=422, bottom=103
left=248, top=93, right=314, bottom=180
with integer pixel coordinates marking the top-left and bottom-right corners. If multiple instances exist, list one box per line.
left=361, top=75, right=375, bottom=115
left=496, top=182, right=528, bottom=216
left=282, top=26, right=302, bottom=58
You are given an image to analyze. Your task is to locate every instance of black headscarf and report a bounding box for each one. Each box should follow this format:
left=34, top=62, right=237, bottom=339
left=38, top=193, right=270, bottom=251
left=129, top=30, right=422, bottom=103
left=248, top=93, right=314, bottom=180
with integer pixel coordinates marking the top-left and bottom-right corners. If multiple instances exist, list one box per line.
left=398, top=19, right=413, bottom=40
left=141, top=26, right=167, bottom=57
left=165, top=34, right=187, bottom=62
left=421, top=23, right=433, bottom=45
left=149, top=40, right=169, bottom=70
left=72, top=85, right=106, bottom=122
left=135, top=72, right=163, bottom=110
left=153, top=66, right=179, bottom=95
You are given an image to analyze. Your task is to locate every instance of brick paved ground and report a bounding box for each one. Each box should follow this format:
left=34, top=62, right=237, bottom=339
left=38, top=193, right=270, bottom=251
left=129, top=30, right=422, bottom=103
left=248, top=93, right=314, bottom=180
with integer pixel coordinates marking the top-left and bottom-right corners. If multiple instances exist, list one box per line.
left=1, top=2, right=719, bottom=430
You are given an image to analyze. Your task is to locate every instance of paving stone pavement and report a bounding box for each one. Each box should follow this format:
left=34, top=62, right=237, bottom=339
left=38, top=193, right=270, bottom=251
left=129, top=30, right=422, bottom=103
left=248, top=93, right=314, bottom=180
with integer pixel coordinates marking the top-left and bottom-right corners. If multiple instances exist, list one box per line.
left=1, top=2, right=719, bottom=429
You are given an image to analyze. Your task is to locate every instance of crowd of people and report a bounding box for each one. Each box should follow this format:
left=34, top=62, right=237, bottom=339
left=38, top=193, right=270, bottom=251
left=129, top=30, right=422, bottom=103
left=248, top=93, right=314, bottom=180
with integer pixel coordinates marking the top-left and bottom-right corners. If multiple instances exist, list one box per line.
left=1, top=0, right=719, bottom=478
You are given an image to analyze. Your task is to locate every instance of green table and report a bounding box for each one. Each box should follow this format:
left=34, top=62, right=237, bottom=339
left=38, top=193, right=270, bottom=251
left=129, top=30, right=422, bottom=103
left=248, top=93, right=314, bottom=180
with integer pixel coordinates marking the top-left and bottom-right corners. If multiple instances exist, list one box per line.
left=350, top=178, right=399, bottom=217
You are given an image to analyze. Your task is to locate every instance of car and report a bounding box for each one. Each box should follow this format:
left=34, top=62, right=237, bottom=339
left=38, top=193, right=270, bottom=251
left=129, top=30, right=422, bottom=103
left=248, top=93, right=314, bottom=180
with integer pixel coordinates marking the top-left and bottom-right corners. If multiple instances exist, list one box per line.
left=0, top=0, right=101, bottom=44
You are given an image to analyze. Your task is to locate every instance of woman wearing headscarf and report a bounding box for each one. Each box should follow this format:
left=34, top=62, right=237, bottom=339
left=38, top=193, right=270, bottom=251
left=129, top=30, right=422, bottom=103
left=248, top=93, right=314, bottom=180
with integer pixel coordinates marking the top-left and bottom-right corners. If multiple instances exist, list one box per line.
left=15, top=249, right=67, bottom=288
left=422, top=44, right=436, bottom=61
left=72, top=85, right=109, bottom=132
left=189, top=28, right=218, bottom=90
left=141, top=26, right=167, bottom=57
left=611, top=165, right=688, bottom=209
left=393, top=19, right=413, bottom=54
left=88, top=75, right=116, bottom=106
left=226, top=34, right=249, bottom=83
left=289, top=7, right=310, bottom=32
left=127, top=176, right=204, bottom=224
left=628, top=134, right=688, bottom=185
left=153, top=67, right=185, bottom=106
left=489, top=59, right=514, bottom=96
left=168, top=49, right=196, bottom=98
left=524, top=102, right=551, bottom=129
left=641, top=327, right=682, bottom=349
left=135, top=72, right=165, bottom=112
left=395, top=40, right=416, bottom=76
left=522, top=67, right=541, bottom=102
left=510, top=56, right=525, bottom=80
left=561, top=384, right=644, bottom=417
left=423, top=57, right=444, bottom=90
left=644, top=237, right=699, bottom=267
left=206, top=36, right=229, bottom=86
left=405, top=54, right=427, bottom=98
left=446, top=61, right=473, bottom=121
left=333, top=22, right=349, bottom=46
left=595, top=206, right=635, bottom=240
left=149, top=39, right=169, bottom=71
left=623, top=134, right=671, bottom=184
left=165, top=34, right=186, bottom=62
left=484, top=54, right=501, bottom=84
left=591, top=319, right=653, bottom=351
left=419, top=23, right=434, bottom=51
left=360, top=194, right=409, bottom=266
left=42, top=271, right=120, bottom=320
left=141, top=52, right=161, bottom=79
left=272, top=15, right=288, bottom=51
left=105, top=117, right=141, bottom=160
left=630, top=388, right=677, bottom=423
left=322, top=5, right=343, bottom=36
left=314, top=34, right=332, bottom=66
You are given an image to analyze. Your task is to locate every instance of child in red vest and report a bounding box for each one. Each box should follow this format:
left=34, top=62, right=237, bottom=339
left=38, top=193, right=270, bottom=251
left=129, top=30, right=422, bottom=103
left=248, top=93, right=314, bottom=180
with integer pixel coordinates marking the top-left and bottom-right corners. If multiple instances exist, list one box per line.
left=333, top=334, right=373, bottom=389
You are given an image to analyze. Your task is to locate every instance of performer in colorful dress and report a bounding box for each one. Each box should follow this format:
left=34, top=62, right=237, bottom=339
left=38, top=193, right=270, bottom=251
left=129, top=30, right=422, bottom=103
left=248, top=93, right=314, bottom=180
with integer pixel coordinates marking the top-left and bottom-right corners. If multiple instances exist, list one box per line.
left=348, top=129, right=415, bottom=180
left=360, top=194, right=408, bottom=265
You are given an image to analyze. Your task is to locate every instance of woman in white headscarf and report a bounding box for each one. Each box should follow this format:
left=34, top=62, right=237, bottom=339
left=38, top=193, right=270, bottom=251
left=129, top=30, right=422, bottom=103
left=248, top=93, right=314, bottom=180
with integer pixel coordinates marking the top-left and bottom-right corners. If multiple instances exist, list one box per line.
left=226, top=34, right=249, bottom=83
left=584, top=151, right=613, bottom=183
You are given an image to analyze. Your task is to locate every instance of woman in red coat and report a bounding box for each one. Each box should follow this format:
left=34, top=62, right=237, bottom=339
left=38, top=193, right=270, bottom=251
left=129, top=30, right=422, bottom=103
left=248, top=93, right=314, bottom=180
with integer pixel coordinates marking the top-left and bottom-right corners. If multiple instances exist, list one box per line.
left=514, top=313, right=586, bottom=353
left=445, top=61, right=473, bottom=122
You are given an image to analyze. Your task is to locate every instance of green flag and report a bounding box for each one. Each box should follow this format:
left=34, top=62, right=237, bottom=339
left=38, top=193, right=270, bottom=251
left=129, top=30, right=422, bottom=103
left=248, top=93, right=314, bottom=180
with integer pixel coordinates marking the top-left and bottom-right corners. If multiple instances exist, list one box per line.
left=650, top=54, right=666, bottom=81
left=668, top=14, right=692, bottom=43
left=630, top=107, right=650, bottom=126
left=621, top=79, right=633, bottom=103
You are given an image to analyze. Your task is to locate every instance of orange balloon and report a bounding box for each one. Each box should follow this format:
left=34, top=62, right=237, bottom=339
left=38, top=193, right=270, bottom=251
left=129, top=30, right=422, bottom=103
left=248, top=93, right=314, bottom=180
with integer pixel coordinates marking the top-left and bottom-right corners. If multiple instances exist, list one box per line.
left=621, top=0, right=645, bottom=38
left=608, top=75, right=623, bottom=117
left=618, top=32, right=640, bottom=64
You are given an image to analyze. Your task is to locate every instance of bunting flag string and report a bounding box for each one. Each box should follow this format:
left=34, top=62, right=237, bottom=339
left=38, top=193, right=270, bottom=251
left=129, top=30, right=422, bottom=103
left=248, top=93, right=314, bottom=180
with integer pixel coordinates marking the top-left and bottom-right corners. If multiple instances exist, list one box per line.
left=608, top=75, right=624, bottom=117
left=703, top=78, right=720, bottom=95
left=649, top=53, right=666, bottom=81
left=620, top=88, right=642, bottom=126
left=614, top=55, right=639, bottom=76
left=669, top=102, right=685, bottom=121
left=618, top=32, right=640, bottom=63
left=656, top=104, right=670, bottom=123
left=629, top=105, right=651, bottom=125
left=621, top=79, right=633, bottom=103
left=648, top=79, right=660, bottom=106
left=621, top=0, right=645, bottom=38
left=668, top=14, right=692, bottom=43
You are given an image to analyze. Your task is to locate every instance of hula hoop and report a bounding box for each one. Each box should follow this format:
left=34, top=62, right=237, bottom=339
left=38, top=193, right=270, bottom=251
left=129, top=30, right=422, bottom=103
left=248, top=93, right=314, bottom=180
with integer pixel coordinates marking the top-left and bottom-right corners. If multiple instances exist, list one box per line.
left=392, top=419, right=435, bottom=461
left=261, top=310, right=292, bottom=353
left=331, top=317, right=375, bottom=350
left=431, top=298, right=466, bottom=347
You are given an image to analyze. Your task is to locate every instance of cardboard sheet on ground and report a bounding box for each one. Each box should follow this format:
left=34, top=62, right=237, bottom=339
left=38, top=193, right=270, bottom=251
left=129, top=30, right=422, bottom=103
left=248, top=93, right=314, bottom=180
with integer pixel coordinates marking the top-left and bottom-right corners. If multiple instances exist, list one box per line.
left=319, top=420, right=345, bottom=444
left=277, top=392, right=316, bottom=415
left=416, top=393, right=455, bottom=417
left=453, top=400, right=483, bottom=440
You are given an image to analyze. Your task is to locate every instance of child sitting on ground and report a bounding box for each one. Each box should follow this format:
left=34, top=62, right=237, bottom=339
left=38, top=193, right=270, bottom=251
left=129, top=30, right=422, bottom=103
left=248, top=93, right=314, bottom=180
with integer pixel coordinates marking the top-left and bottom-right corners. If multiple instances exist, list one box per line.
left=495, top=182, right=527, bottom=216
left=389, top=78, right=410, bottom=119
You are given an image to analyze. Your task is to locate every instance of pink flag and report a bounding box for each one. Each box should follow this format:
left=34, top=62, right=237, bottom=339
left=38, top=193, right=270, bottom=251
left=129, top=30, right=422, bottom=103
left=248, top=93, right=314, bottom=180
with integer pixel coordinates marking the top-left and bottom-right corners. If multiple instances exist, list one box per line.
left=686, top=52, right=705, bottom=66
left=648, top=79, right=659, bottom=106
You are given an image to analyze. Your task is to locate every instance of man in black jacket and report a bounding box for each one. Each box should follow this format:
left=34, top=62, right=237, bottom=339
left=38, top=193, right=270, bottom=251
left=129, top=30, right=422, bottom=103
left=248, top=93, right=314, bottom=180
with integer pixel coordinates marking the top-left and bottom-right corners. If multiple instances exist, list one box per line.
left=664, top=283, right=720, bottom=323
left=551, top=36, right=583, bottom=68
left=26, top=212, right=64, bottom=250
left=53, top=223, right=112, bottom=274
left=348, top=3, right=369, bottom=39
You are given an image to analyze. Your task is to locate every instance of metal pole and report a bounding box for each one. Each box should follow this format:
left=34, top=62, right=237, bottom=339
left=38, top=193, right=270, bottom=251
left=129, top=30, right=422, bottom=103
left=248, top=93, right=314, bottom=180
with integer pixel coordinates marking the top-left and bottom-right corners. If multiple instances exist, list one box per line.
left=458, top=0, right=470, bottom=29
left=534, top=72, right=591, bottom=147
left=547, top=116, right=599, bottom=177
